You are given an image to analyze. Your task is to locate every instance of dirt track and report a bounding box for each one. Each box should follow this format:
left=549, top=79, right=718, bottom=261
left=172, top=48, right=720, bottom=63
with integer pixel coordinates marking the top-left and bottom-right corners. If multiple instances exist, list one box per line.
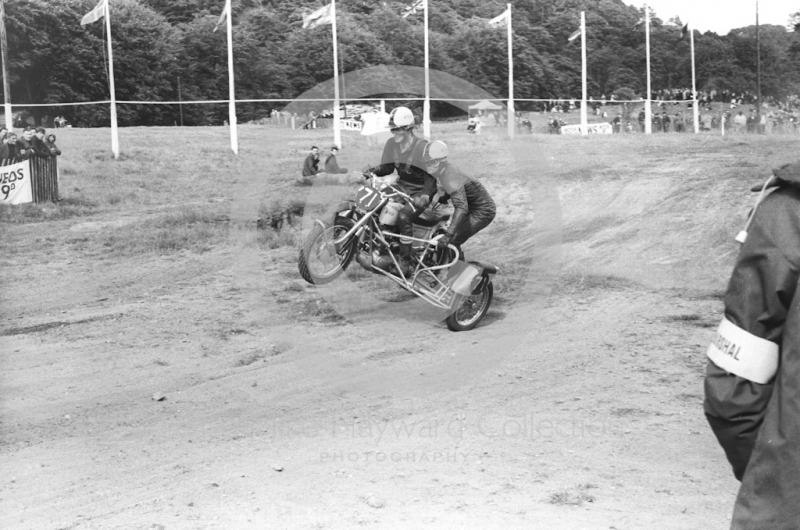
left=3, top=127, right=796, bottom=529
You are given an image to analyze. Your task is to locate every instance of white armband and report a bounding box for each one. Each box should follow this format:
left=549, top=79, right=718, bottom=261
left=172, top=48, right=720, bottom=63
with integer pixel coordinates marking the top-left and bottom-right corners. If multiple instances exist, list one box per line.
left=707, top=318, right=779, bottom=384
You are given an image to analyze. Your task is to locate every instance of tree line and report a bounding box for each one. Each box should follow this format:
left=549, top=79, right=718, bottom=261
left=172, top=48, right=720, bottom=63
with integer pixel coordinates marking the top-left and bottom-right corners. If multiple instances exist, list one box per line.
left=4, top=0, right=799, bottom=127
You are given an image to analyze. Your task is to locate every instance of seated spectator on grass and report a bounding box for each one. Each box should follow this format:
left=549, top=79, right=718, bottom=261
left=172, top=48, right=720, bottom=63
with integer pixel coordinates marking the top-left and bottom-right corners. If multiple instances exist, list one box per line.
left=45, top=134, right=61, bottom=157
left=298, top=146, right=324, bottom=185
left=324, top=146, right=348, bottom=174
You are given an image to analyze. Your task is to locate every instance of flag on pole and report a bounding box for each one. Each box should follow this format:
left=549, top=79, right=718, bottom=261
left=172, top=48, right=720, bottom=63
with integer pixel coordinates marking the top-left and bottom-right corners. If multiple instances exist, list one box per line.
left=488, top=8, right=510, bottom=27
left=303, top=3, right=333, bottom=29
left=80, top=0, right=119, bottom=158
left=213, top=0, right=229, bottom=32
left=80, top=0, right=105, bottom=25
left=401, top=0, right=424, bottom=18
left=633, top=8, right=650, bottom=30
left=568, top=28, right=581, bottom=42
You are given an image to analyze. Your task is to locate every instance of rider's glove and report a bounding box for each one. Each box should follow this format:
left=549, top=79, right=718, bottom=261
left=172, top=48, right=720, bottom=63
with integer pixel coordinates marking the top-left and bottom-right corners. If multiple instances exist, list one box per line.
left=412, top=194, right=430, bottom=210
left=437, top=233, right=452, bottom=249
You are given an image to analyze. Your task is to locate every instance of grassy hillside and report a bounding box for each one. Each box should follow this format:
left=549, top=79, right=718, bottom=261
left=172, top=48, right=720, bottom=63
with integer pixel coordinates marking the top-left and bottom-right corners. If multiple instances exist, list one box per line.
left=2, top=122, right=797, bottom=298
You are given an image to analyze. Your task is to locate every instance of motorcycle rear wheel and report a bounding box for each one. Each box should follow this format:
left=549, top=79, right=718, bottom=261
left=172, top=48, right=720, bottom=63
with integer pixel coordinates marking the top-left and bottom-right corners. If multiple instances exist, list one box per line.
left=445, top=281, right=493, bottom=332
left=298, top=216, right=356, bottom=284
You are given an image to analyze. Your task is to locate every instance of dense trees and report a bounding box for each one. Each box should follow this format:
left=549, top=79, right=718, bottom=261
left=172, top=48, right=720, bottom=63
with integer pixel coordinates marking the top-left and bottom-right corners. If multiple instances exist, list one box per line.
left=3, top=0, right=798, bottom=126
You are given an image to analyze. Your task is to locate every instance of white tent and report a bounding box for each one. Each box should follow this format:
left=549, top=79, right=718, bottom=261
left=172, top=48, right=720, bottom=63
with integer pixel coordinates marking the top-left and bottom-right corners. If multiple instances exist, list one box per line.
left=468, top=100, right=504, bottom=115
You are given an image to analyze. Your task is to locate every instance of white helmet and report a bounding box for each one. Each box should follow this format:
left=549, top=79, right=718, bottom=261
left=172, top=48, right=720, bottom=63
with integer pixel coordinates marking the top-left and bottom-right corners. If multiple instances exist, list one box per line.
left=423, top=140, right=448, bottom=161
left=388, top=106, right=416, bottom=129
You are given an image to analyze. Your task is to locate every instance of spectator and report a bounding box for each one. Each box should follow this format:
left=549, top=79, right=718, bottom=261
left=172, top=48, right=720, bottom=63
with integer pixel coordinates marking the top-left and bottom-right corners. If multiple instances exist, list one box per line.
left=298, top=146, right=323, bottom=185
left=661, top=112, right=671, bottom=132
left=324, top=146, right=348, bottom=174
left=734, top=111, right=747, bottom=132
left=31, top=127, right=51, bottom=157
left=746, top=111, right=756, bottom=133
left=638, top=109, right=646, bottom=132
left=467, top=116, right=483, bottom=134
left=653, top=113, right=663, bottom=132
left=674, top=113, right=685, bottom=133
left=16, top=127, right=34, bottom=159
left=612, top=113, right=622, bottom=133
left=0, top=129, right=10, bottom=161
left=45, top=134, right=61, bottom=157
left=3, top=132, right=19, bottom=161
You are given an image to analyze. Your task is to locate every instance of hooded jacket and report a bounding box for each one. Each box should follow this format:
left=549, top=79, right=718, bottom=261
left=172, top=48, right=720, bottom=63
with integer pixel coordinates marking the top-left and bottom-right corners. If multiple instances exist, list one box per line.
left=704, top=161, right=800, bottom=529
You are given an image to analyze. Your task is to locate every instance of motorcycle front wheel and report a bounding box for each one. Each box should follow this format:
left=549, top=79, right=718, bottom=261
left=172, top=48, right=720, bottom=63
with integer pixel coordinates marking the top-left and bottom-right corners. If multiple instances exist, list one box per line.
left=445, top=281, right=493, bottom=332
left=298, top=216, right=357, bottom=284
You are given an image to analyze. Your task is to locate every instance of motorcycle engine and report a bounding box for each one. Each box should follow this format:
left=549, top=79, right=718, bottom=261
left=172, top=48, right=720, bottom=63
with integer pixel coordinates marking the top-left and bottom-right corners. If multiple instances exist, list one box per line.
left=356, top=249, right=394, bottom=272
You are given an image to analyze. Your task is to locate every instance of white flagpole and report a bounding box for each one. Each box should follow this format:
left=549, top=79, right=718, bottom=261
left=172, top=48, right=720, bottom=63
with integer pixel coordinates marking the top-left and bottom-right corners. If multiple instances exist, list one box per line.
left=0, top=0, right=13, bottom=131
left=332, top=0, right=341, bottom=148
left=225, top=0, right=238, bottom=154
left=580, top=11, right=588, bottom=136
left=506, top=4, right=514, bottom=139
left=690, top=23, right=699, bottom=134
left=422, top=0, right=430, bottom=139
left=104, top=0, right=119, bottom=158
left=644, top=4, right=652, bottom=134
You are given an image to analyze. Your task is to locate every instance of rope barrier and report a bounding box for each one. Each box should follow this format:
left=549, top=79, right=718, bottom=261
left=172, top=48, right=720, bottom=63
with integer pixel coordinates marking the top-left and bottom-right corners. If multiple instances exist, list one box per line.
left=8, top=97, right=720, bottom=107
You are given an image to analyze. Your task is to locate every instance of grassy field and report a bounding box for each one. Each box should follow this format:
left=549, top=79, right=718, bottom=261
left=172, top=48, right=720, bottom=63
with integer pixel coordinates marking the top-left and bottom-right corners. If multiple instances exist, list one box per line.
left=1, top=121, right=799, bottom=529
left=2, top=121, right=797, bottom=305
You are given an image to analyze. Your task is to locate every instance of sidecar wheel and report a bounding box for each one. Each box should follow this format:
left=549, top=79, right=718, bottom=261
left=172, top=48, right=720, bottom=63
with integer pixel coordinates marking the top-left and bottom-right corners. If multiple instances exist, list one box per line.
left=445, top=281, right=493, bottom=332
left=298, top=217, right=356, bottom=284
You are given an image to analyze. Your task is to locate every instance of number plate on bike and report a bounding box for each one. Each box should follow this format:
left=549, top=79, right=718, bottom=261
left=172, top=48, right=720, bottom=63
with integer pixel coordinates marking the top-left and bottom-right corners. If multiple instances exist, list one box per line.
left=355, top=185, right=382, bottom=211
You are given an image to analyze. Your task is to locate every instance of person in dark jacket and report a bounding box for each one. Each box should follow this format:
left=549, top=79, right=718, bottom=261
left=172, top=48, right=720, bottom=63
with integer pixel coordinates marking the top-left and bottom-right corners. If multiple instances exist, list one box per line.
left=16, top=127, right=34, bottom=159
left=298, top=146, right=324, bottom=185
left=0, top=128, right=11, bottom=161
left=704, top=161, right=800, bottom=528
left=2, top=132, right=18, bottom=161
left=422, top=140, right=496, bottom=259
left=324, top=146, right=348, bottom=174
left=31, top=127, right=52, bottom=157
left=368, top=106, right=436, bottom=274
left=45, top=134, right=61, bottom=157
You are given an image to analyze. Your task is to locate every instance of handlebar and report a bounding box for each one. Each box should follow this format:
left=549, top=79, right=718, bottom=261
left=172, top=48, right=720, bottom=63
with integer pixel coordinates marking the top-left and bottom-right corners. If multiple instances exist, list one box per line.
left=362, top=172, right=419, bottom=213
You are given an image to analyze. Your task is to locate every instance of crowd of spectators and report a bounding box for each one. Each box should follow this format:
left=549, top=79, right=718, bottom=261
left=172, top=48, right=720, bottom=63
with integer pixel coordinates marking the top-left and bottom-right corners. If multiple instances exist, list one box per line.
left=0, top=126, right=62, bottom=163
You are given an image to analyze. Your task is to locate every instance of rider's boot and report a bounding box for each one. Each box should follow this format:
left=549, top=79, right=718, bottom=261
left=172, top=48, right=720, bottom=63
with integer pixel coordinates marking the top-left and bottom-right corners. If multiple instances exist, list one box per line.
left=395, top=243, right=415, bottom=277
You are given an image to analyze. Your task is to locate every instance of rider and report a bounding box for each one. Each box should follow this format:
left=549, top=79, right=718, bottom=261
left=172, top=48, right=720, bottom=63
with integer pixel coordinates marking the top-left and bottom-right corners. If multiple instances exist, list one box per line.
left=368, top=106, right=437, bottom=273
left=422, top=140, right=496, bottom=259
